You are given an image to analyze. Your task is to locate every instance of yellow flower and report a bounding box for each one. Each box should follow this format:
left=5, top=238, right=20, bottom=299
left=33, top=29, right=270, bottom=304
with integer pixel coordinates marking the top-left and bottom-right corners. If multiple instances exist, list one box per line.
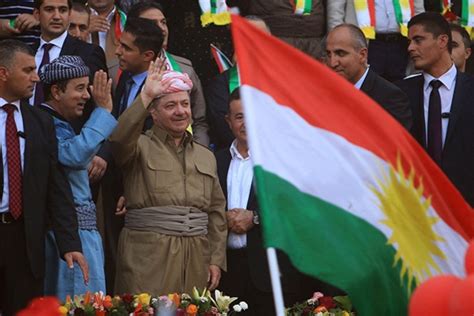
left=342, top=312, right=350, bottom=316
left=136, top=293, right=151, bottom=306
left=58, top=306, right=68, bottom=316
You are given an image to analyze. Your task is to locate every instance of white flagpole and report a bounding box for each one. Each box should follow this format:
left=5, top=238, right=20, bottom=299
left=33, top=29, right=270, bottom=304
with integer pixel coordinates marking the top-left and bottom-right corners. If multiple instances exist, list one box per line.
left=267, top=247, right=285, bottom=316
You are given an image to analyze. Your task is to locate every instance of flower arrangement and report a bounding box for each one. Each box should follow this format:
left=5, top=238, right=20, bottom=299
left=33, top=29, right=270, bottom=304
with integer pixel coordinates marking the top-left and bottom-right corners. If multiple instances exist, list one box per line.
left=18, top=288, right=248, bottom=316
left=286, top=292, right=355, bottom=316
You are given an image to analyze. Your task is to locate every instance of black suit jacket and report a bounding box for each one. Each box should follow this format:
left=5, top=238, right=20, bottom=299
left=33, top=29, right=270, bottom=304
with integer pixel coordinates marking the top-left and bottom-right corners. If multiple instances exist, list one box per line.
left=397, top=72, right=474, bottom=206
left=3, top=102, right=82, bottom=279
left=215, top=148, right=301, bottom=293
left=205, top=70, right=235, bottom=150
left=360, top=68, right=412, bottom=130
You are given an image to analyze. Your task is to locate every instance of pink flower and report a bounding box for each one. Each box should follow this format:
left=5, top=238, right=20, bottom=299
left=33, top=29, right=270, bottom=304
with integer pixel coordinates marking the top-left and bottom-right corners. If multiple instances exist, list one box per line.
left=312, top=292, right=324, bottom=300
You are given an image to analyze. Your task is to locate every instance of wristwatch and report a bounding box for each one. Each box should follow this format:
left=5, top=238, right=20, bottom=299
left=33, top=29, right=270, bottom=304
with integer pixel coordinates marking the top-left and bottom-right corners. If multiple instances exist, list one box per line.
left=252, top=210, right=260, bottom=225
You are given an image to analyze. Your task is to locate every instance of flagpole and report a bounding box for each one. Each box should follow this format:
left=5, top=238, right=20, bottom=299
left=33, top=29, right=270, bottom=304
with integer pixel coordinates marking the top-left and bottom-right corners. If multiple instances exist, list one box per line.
left=267, top=247, right=285, bottom=316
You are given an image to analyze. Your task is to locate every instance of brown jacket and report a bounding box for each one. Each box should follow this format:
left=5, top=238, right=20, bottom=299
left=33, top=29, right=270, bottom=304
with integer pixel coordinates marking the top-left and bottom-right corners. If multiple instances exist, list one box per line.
left=110, top=96, right=227, bottom=269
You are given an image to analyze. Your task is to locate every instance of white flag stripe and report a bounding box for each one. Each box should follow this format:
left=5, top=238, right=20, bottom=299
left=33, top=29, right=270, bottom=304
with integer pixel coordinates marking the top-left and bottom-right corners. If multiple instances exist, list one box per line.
left=242, top=85, right=467, bottom=278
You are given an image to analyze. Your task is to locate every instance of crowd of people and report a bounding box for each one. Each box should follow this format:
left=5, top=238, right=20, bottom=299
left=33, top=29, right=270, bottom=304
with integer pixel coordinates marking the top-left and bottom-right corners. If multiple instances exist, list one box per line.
left=1, top=1, right=474, bottom=315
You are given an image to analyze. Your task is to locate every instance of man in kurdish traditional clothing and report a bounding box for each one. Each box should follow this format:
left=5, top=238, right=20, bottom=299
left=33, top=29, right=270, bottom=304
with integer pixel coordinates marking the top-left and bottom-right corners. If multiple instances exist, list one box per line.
left=38, top=56, right=117, bottom=300
left=110, top=60, right=227, bottom=295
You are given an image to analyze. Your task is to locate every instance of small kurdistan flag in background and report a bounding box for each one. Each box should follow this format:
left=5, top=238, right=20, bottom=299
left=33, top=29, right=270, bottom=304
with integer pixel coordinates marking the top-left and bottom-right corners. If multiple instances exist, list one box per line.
left=230, top=15, right=474, bottom=316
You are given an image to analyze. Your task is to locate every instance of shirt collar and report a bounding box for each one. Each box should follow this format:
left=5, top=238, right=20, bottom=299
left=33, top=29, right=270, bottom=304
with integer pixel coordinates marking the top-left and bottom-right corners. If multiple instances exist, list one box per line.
left=423, top=63, right=457, bottom=92
left=153, top=125, right=193, bottom=147
left=0, top=98, right=21, bottom=111
left=354, top=66, right=370, bottom=90
left=131, top=71, right=148, bottom=86
left=90, top=6, right=116, bottom=23
left=229, top=139, right=251, bottom=160
left=39, top=30, right=68, bottom=51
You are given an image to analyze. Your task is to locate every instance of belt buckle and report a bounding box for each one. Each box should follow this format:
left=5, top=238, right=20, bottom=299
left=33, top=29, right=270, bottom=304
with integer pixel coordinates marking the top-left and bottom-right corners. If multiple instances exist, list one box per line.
left=1, top=213, right=12, bottom=224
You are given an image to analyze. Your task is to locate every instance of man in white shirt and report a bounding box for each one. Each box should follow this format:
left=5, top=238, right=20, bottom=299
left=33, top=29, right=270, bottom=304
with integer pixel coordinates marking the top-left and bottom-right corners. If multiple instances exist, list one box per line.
left=398, top=12, right=474, bottom=207
left=88, top=0, right=124, bottom=89
left=215, top=89, right=310, bottom=315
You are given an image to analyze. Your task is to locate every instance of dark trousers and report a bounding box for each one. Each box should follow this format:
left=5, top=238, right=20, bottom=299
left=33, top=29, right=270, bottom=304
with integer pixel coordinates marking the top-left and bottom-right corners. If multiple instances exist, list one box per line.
left=368, top=34, right=409, bottom=82
left=0, top=218, right=43, bottom=316
left=97, top=165, right=124, bottom=294
left=219, top=248, right=300, bottom=316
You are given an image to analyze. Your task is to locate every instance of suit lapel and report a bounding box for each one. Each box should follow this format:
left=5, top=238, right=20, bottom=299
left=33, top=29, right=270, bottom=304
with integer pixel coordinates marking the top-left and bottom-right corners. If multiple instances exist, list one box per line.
left=360, top=68, right=375, bottom=94
left=444, top=73, right=465, bottom=150
left=60, top=35, right=75, bottom=56
left=410, top=76, right=426, bottom=146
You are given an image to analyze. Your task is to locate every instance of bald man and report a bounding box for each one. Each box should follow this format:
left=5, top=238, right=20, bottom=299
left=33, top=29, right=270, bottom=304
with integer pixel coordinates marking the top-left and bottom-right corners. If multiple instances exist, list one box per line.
left=325, top=24, right=412, bottom=130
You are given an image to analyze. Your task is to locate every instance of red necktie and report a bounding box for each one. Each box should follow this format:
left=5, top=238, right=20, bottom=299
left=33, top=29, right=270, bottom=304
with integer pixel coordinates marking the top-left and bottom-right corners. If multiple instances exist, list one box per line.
left=2, top=104, right=22, bottom=219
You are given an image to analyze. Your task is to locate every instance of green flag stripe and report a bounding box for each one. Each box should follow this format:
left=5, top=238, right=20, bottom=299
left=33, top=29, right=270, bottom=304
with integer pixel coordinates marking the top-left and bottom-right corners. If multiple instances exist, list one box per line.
left=211, top=0, right=217, bottom=14
left=461, top=0, right=469, bottom=26
left=165, top=51, right=182, bottom=72
left=392, top=0, right=403, bottom=24
left=254, top=166, right=412, bottom=316
left=304, top=0, right=312, bottom=14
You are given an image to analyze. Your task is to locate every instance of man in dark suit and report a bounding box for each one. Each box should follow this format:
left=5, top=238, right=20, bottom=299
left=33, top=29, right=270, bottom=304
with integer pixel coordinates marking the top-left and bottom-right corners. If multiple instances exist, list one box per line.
left=33, top=0, right=109, bottom=185
left=397, top=12, right=474, bottom=207
left=0, top=40, right=87, bottom=316
left=325, top=23, right=413, bottom=130
left=215, top=89, right=343, bottom=315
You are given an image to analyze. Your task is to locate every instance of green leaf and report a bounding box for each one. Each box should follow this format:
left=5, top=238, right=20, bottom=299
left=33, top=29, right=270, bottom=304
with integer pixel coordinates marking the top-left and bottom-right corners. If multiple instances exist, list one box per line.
left=333, top=296, right=352, bottom=312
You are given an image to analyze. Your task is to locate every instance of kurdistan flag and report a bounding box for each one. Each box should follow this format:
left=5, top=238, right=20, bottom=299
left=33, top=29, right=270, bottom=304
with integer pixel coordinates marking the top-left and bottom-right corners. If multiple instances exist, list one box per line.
left=230, top=15, right=474, bottom=315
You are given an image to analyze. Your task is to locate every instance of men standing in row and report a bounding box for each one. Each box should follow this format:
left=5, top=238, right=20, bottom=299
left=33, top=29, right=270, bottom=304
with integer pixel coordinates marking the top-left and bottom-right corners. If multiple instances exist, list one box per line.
left=0, top=39, right=87, bottom=316
left=128, top=1, right=209, bottom=146
left=325, top=24, right=413, bottom=130
left=327, top=0, right=425, bottom=82
left=398, top=12, right=474, bottom=206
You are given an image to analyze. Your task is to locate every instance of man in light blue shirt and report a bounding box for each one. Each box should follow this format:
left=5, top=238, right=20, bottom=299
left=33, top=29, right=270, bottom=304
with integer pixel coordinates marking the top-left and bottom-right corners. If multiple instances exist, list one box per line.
left=38, top=55, right=117, bottom=300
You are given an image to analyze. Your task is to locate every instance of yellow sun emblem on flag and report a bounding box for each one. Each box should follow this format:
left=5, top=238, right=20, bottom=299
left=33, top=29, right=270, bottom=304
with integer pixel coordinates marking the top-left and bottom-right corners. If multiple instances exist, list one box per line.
left=372, top=158, right=446, bottom=292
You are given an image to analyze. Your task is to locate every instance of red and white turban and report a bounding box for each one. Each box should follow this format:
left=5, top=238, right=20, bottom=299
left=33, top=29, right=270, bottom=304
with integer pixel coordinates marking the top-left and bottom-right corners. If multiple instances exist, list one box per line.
left=161, top=71, right=193, bottom=94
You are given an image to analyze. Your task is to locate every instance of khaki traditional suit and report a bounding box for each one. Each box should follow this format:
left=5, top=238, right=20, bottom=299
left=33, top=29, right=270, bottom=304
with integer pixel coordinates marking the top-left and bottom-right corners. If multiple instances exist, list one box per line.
left=109, top=97, right=226, bottom=295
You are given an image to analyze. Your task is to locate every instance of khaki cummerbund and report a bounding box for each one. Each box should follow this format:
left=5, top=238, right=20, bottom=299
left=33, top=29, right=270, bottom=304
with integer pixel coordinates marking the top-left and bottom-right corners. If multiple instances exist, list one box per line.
left=124, top=206, right=209, bottom=237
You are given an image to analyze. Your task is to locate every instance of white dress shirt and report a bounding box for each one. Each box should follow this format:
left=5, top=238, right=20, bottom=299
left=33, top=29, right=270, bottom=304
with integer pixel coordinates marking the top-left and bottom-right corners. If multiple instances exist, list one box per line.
left=375, top=0, right=399, bottom=33
left=422, top=64, right=457, bottom=147
left=31, top=30, right=68, bottom=104
left=354, top=67, right=370, bottom=90
left=0, top=99, right=25, bottom=213
left=89, top=7, right=116, bottom=51
left=226, top=140, right=253, bottom=249
left=35, top=30, right=68, bottom=70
